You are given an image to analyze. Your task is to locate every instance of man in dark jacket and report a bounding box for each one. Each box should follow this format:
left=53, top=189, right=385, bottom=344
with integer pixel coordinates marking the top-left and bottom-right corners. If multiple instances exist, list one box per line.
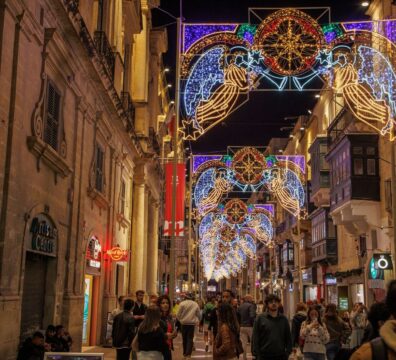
left=238, top=295, right=257, bottom=360
left=17, top=331, right=45, bottom=360
left=252, top=294, right=292, bottom=360
left=112, top=298, right=136, bottom=360
left=291, top=302, right=307, bottom=348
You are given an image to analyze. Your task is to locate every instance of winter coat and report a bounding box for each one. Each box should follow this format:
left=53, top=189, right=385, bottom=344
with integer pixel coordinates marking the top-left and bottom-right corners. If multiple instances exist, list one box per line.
left=323, top=316, right=351, bottom=344
left=350, top=320, right=396, bottom=360
left=238, top=302, right=257, bottom=327
left=17, top=338, right=45, bottom=360
left=213, top=323, right=237, bottom=360
left=176, top=299, right=201, bottom=325
left=291, top=311, right=307, bottom=346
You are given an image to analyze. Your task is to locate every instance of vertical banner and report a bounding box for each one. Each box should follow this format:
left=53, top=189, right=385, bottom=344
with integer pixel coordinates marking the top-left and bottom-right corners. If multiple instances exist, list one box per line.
left=164, top=162, right=186, bottom=236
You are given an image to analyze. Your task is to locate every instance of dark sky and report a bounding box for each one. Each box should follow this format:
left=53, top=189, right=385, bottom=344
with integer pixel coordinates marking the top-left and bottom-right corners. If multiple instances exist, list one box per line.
left=152, top=0, right=370, bottom=154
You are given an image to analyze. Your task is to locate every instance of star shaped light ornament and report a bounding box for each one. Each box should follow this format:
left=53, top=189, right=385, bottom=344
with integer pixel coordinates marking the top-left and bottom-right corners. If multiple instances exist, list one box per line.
left=316, top=49, right=333, bottom=67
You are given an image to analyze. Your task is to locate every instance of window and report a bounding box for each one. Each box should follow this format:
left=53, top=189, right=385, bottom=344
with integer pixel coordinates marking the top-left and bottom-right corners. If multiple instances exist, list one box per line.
left=353, top=158, right=364, bottom=175
left=385, top=179, right=392, bottom=212
left=95, top=144, right=105, bottom=192
left=353, top=147, right=363, bottom=155
left=367, top=159, right=376, bottom=176
left=44, top=82, right=61, bottom=150
left=366, top=147, right=376, bottom=155
left=120, top=180, right=126, bottom=215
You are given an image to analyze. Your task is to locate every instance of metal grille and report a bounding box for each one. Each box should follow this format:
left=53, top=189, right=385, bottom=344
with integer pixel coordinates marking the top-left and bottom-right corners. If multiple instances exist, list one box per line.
left=44, top=83, right=60, bottom=150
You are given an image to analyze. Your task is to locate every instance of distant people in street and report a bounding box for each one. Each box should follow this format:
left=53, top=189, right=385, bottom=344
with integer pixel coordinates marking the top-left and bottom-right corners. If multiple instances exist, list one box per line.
left=213, top=303, right=240, bottom=360
left=112, top=298, right=136, bottom=360
left=53, top=325, right=71, bottom=352
left=350, top=280, right=396, bottom=360
left=202, top=297, right=216, bottom=352
left=350, top=303, right=367, bottom=349
left=323, top=304, right=351, bottom=360
left=256, top=300, right=265, bottom=315
left=157, top=295, right=178, bottom=360
left=299, top=306, right=330, bottom=360
left=150, top=294, right=159, bottom=306
left=361, top=302, right=390, bottom=343
left=17, top=331, right=46, bottom=360
left=177, top=293, right=201, bottom=359
left=252, top=294, right=292, bottom=360
left=134, top=290, right=148, bottom=329
left=45, top=325, right=57, bottom=352
left=238, top=295, right=257, bottom=360
left=291, top=302, right=308, bottom=349
left=133, top=305, right=168, bottom=360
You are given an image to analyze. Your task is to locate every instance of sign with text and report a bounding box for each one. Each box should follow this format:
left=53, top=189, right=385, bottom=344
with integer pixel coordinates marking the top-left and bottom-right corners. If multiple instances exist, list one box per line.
left=164, top=162, right=186, bottom=237
left=28, top=214, right=57, bottom=257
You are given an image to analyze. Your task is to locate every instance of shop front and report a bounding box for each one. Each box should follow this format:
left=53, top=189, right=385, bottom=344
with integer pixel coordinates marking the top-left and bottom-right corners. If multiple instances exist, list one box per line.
left=302, top=267, right=318, bottom=302
left=21, top=213, right=58, bottom=339
left=367, top=254, right=394, bottom=304
left=82, top=236, right=102, bottom=346
left=325, top=275, right=338, bottom=305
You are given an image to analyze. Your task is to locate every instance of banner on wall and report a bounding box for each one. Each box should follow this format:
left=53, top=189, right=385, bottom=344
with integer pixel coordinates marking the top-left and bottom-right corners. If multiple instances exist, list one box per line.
left=163, top=162, right=186, bottom=237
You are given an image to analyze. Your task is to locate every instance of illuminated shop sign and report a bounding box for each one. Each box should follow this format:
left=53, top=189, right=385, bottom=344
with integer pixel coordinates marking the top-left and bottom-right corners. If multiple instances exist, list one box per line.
left=373, top=254, right=393, bottom=270
left=325, top=277, right=337, bottom=285
left=106, top=246, right=129, bottom=262
left=86, top=236, right=102, bottom=273
left=28, top=215, right=57, bottom=256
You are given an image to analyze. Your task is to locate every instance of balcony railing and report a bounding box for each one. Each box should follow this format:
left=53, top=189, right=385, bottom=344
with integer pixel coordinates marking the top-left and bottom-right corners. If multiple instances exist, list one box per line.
left=121, top=91, right=135, bottom=132
left=94, top=31, right=115, bottom=80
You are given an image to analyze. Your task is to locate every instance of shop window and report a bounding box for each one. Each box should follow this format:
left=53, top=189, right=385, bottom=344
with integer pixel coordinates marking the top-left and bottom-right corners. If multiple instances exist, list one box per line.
left=367, top=159, right=376, bottom=176
left=95, top=144, right=105, bottom=192
left=353, top=158, right=364, bottom=175
left=44, top=82, right=61, bottom=151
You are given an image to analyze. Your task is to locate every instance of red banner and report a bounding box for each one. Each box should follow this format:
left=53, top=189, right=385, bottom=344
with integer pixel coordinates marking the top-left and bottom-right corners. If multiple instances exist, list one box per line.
left=163, top=163, right=185, bottom=237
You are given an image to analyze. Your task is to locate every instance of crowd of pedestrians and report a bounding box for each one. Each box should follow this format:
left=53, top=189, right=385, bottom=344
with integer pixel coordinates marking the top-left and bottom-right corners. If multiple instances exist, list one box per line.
left=16, top=280, right=396, bottom=360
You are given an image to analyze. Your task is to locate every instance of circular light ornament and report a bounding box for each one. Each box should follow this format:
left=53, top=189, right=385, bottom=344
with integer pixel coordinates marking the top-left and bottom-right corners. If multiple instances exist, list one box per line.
left=254, top=8, right=324, bottom=76
left=232, top=147, right=266, bottom=185
left=224, top=199, right=248, bottom=224
left=377, top=255, right=389, bottom=270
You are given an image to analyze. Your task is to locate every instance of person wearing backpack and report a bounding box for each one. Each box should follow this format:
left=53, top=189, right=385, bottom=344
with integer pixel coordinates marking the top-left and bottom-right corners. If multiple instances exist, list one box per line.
left=350, top=280, right=396, bottom=360
left=203, top=297, right=216, bottom=352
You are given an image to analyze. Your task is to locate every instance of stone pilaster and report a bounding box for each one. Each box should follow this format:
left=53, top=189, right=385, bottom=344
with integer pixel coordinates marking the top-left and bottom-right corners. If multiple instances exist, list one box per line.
left=146, top=200, right=159, bottom=296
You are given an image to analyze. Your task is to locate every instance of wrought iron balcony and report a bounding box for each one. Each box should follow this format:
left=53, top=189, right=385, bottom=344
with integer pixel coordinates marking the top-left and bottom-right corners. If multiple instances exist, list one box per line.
left=121, top=91, right=135, bottom=132
left=94, top=31, right=115, bottom=80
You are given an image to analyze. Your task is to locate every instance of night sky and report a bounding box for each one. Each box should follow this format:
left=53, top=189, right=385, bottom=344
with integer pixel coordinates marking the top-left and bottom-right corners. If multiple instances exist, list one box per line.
left=152, top=0, right=370, bottom=154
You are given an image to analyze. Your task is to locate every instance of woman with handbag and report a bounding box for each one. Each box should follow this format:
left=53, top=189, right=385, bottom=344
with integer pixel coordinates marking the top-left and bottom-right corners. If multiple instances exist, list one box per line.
left=132, top=305, right=168, bottom=360
left=213, top=303, right=242, bottom=360
left=300, top=307, right=330, bottom=360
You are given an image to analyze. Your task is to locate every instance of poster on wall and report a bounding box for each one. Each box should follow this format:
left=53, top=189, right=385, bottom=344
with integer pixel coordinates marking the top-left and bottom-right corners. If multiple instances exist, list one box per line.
left=82, top=275, right=92, bottom=345
left=163, top=163, right=186, bottom=237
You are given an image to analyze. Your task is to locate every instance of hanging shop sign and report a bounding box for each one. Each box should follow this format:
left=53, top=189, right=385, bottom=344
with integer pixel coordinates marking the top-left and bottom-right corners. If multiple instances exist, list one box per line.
left=325, top=276, right=337, bottom=285
left=163, top=163, right=186, bottom=237
left=86, top=236, right=102, bottom=274
left=106, top=247, right=129, bottom=262
left=373, top=254, right=393, bottom=270
left=28, top=214, right=57, bottom=257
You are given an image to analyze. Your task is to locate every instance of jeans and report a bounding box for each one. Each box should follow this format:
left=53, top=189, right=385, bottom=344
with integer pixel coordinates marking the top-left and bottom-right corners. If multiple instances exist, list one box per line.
left=117, top=348, right=132, bottom=360
left=326, top=341, right=340, bottom=360
left=304, top=352, right=326, bottom=360
left=240, top=326, right=253, bottom=360
left=181, top=324, right=195, bottom=356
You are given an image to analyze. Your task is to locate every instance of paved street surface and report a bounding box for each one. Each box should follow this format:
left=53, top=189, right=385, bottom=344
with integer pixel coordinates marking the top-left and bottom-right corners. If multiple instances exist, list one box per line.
left=83, top=328, right=254, bottom=360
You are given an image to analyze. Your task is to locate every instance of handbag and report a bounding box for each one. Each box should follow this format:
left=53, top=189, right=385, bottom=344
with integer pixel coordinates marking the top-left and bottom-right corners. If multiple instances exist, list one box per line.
left=298, top=336, right=305, bottom=349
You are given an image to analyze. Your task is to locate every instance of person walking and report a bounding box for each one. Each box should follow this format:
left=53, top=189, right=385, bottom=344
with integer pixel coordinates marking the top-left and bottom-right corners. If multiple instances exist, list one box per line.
left=238, top=295, right=257, bottom=360
left=132, top=305, right=168, bottom=360
left=361, top=302, right=390, bottom=343
left=323, top=304, right=351, bottom=360
left=134, top=290, right=148, bottom=329
left=158, top=295, right=178, bottom=360
left=17, top=331, right=46, bottom=360
left=202, top=297, right=216, bottom=352
left=177, top=293, right=201, bottom=359
left=252, top=294, right=292, bottom=360
left=291, top=303, right=308, bottom=349
left=350, top=303, right=367, bottom=349
left=109, top=296, right=125, bottom=327
left=350, top=280, right=396, bottom=360
left=299, top=307, right=330, bottom=360
left=112, top=298, right=136, bottom=360
left=213, top=303, right=240, bottom=360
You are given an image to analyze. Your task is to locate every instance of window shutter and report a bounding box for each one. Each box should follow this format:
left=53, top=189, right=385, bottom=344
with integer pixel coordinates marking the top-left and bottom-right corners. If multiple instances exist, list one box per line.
left=44, top=83, right=60, bottom=150
left=95, top=145, right=104, bottom=192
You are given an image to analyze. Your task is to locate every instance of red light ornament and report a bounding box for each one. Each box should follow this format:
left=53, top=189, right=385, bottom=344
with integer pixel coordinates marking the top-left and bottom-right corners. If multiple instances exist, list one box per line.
left=107, top=247, right=129, bottom=262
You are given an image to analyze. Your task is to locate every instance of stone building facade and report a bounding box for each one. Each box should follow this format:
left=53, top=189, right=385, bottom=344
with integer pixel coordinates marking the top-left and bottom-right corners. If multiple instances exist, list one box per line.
left=0, top=0, right=170, bottom=358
